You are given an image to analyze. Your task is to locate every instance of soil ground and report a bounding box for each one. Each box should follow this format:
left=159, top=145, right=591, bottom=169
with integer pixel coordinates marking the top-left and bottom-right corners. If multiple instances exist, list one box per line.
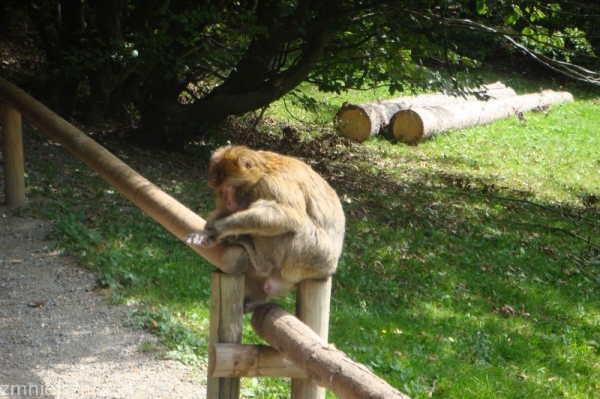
left=0, top=203, right=207, bottom=398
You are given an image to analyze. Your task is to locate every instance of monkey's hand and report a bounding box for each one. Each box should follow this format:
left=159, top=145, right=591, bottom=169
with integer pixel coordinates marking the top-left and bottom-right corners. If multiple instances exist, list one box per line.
left=185, top=230, right=217, bottom=247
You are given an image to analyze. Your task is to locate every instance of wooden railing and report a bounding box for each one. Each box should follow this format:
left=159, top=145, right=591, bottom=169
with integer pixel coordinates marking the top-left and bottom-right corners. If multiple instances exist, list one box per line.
left=0, top=77, right=409, bottom=399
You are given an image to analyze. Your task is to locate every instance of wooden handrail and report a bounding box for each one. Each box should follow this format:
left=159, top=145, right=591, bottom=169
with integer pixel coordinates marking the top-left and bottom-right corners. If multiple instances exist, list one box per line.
left=0, top=76, right=247, bottom=273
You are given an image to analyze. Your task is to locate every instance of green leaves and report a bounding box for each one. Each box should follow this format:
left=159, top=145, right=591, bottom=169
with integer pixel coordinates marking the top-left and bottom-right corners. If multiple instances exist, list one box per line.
left=15, top=0, right=600, bottom=136
left=504, top=6, right=522, bottom=25
left=476, top=1, right=488, bottom=15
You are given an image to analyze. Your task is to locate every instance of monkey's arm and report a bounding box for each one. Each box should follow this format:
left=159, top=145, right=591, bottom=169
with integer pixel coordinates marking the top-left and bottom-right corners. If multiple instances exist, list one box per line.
left=204, top=198, right=232, bottom=230
left=185, top=202, right=231, bottom=247
left=212, top=199, right=305, bottom=238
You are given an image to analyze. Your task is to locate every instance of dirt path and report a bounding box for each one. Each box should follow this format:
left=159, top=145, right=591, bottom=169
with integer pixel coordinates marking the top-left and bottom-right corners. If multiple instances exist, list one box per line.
left=0, top=205, right=207, bottom=398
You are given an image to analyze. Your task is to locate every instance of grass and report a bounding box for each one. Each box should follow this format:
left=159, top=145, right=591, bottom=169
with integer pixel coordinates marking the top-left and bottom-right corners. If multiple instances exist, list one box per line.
left=13, top=73, right=600, bottom=398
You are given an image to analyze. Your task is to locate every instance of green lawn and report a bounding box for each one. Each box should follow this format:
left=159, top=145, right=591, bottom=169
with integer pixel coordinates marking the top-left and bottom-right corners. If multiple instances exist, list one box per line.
left=19, top=76, right=600, bottom=398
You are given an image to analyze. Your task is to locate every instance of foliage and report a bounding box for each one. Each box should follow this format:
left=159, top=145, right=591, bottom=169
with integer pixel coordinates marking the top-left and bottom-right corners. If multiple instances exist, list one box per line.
left=2, top=0, right=599, bottom=146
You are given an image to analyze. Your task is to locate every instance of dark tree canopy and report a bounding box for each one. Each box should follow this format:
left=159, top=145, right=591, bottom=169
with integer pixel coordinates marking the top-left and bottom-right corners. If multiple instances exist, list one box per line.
left=1, top=0, right=599, bottom=145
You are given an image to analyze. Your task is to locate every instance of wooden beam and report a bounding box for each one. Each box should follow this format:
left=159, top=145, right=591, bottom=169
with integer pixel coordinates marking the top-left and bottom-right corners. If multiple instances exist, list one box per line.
left=209, top=344, right=307, bottom=378
left=252, top=304, right=411, bottom=399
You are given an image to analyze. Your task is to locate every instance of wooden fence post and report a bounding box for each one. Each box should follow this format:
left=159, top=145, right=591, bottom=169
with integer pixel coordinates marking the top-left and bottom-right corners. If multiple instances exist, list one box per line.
left=0, top=103, right=25, bottom=206
left=207, top=271, right=245, bottom=399
left=291, top=277, right=332, bottom=399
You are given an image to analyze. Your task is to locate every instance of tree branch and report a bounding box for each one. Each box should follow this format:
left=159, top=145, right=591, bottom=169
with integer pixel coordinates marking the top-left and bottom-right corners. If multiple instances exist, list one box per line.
left=445, top=17, right=600, bottom=86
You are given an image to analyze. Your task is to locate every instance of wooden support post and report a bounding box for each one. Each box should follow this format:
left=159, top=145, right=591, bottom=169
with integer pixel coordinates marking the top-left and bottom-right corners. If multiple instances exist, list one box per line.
left=0, top=104, right=25, bottom=206
left=291, top=277, right=332, bottom=399
left=207, top=271, right=244, bottom=399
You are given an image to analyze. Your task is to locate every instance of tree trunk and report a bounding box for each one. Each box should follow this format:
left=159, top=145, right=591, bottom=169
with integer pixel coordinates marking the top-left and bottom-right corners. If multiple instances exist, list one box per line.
left=251, top=304, right=411, bottom=399
left=390, top=90, right=573, bottom=144
left=80, top=0, right=126, bottom=126
left=141, top=30, right=328, bottom=146
left=27, top=1, right=84, bottom=121
left=335, top=82, right=516, bottom=143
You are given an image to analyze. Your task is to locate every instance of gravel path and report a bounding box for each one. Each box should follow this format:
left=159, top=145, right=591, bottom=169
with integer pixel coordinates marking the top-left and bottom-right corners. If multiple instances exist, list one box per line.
left=0, top=205, right=207, bottom=398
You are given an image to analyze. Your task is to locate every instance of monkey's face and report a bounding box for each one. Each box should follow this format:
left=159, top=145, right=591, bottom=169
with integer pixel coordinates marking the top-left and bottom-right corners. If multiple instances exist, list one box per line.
left=208, top=159, right=247, bottom=194
left=207, top=162, right=229, bottom=191
left=208, top=146, right=262, bottom=192
left=220, top=184, right=249, bottom=213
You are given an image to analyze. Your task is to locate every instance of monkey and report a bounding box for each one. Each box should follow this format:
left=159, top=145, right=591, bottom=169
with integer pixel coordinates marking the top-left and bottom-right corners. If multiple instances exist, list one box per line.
left=186, top=145, right=345, bottom=311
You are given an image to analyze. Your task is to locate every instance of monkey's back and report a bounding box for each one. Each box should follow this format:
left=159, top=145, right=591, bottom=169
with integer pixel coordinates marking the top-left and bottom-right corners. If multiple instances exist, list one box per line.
left=252, top=150, right=346, bottom=281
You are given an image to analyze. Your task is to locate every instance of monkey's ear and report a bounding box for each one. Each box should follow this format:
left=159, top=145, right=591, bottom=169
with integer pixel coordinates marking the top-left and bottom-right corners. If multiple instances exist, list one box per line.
left=239, top=157, right=254, bottom=170
left=210, top=152, right=223, bottom=165
left=211, top=145, right=234, bottom=163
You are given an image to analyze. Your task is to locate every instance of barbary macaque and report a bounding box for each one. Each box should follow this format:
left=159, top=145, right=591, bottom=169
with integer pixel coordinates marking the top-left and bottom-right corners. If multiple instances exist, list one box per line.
left=186, top=145, right=345, bottom=311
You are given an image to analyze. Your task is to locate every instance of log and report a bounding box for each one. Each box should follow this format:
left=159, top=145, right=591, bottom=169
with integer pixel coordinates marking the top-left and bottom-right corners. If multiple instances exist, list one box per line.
left=390, top=90, right=574, bottom=144
left=335, top=82, right=516, bottom=143
left=251, top=304, right=410, bottom=399
left=209, top=344, right=307, bottom=378
left=0, top=76, right=247, bottom=274
left=0, top=103, right=26, bottom=206
left=335, top=102, right=403, bottom=143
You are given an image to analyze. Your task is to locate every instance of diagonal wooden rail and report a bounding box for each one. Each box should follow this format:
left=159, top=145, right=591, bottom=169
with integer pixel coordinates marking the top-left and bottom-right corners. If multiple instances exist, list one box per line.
left=0, top=76, right=247, bottom=273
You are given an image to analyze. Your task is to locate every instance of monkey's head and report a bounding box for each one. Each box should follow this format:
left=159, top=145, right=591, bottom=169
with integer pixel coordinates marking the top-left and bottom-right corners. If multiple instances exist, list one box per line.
left=208, top=146, right=264, bottom=193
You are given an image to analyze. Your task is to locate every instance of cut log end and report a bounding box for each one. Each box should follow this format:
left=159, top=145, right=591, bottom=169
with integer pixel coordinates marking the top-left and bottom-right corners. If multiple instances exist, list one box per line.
left=391, top=109, right=424, bottom=144
left=335, top=106, right=372, bottom=143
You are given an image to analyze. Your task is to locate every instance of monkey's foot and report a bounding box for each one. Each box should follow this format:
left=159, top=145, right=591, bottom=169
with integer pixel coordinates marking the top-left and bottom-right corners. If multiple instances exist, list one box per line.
left=243, top=300, right=267, bottom=314
left=184, top=231, right=216, bottom=247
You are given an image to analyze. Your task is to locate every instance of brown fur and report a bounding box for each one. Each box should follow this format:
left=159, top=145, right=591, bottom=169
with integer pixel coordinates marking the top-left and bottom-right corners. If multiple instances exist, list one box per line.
left=189, top=145, right=346, bottom=311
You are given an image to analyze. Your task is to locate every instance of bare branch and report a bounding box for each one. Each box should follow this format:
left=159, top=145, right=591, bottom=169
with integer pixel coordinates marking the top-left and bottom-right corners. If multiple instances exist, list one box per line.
left=444, top=17, right=600, bottom=86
